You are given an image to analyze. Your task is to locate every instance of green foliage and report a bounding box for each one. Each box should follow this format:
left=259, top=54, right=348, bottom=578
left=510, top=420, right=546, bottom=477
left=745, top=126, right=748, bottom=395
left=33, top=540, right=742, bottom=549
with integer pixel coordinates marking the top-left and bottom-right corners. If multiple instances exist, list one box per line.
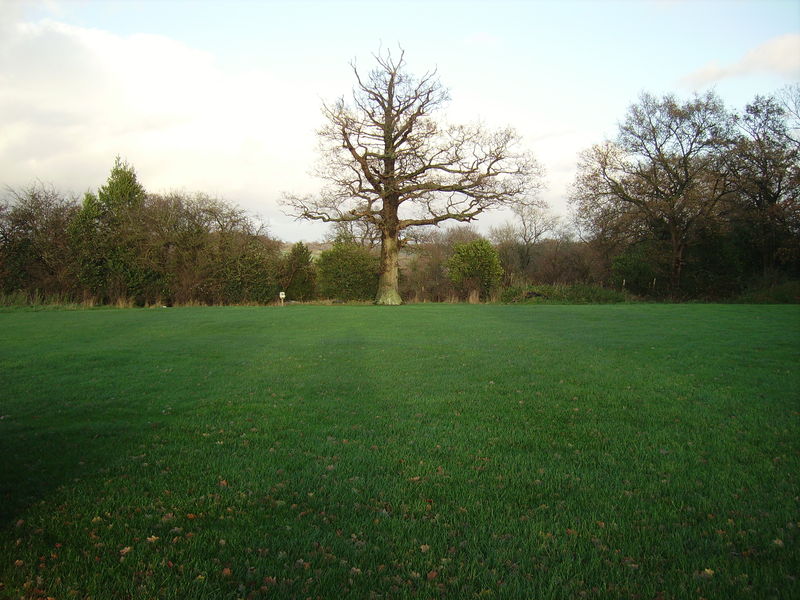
left=8, top=160, right=286, bottom=306
left=97, top=156, right=147, bottom=214
left=446, top=238, right=503, bottom=299
left=315, top=238, right=379, bottom=301
left=147, top=193, right=282, bottom=306
left=501, top=283, right=629, bottom=304
left=68, top=158, right=151, bottom=303
left=281, top=242, right=316, bottom=301
left=210, top=236, right=282, bottom=304
left=611, top=241, right=670, bottom=297
left=0, top=305, right=797, bottom=598
left=680, top=225, right=748, bottom=299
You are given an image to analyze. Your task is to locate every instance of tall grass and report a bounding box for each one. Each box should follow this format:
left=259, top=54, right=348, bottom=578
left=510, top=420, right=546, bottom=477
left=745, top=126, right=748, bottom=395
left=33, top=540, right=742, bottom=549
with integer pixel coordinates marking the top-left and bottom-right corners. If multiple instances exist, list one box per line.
left=0, top=290, right=92, bottom=310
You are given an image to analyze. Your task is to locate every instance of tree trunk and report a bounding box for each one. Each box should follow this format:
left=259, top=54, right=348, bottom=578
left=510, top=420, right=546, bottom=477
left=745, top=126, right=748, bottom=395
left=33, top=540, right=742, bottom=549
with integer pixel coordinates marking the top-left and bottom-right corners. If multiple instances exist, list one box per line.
left=376, top=229, right=402, bottom=305
left=670, top=236, right=684, bottom=297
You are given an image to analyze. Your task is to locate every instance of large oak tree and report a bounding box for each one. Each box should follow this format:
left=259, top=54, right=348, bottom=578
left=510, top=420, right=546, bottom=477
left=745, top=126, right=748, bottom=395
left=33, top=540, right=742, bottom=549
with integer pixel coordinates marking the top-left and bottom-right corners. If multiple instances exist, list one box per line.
left=284, top=51, right=540, bottom=304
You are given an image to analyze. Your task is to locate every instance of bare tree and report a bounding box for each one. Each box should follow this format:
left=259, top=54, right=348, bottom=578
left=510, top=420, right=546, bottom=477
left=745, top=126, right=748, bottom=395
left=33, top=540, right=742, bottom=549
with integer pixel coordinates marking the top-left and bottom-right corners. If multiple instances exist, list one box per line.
left=284, top=50, right=541, bottom=304
left=324, top=219, right=382, bottom=249
left=490, top=201, right=559, bottom=276
left=778, top=83, right=800, bottom=148
left=1, top=183, right=78, bottom=297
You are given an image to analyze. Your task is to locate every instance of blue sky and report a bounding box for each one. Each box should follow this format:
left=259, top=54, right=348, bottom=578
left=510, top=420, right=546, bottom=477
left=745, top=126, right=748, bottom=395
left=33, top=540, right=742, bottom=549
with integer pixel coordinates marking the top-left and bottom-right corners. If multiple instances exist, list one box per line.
left=1, top=0, right=798, bottom=240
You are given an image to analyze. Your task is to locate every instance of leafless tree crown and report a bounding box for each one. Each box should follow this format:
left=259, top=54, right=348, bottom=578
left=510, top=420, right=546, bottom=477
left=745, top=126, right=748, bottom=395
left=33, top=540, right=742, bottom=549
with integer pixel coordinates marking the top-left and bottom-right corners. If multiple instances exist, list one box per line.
left=283, top=50, right=540, bottom=234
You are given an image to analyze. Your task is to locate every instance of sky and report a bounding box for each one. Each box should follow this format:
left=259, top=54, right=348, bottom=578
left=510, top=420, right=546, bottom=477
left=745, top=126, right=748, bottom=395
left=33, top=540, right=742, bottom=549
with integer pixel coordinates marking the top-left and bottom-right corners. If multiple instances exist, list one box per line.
left=1, top=0, right=798, bottom=242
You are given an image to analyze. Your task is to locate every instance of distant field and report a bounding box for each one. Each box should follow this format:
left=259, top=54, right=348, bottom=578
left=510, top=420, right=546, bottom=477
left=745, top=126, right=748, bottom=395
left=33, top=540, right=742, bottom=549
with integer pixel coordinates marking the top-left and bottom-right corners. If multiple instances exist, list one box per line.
left=1, top=305, right=798, bottom=599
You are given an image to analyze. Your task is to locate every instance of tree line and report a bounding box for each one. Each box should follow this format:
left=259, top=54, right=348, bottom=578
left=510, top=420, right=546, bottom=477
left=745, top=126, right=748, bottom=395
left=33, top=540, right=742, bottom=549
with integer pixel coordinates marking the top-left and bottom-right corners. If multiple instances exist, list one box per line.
left=1, top=159, right=290, bottom=306
left=572, top=88, right=799, bottom=298
left=283, top=51, right=798, bottom=302
left=1, top=52, right=798, bottom=305
left=0, top=159, right=510, bottom=306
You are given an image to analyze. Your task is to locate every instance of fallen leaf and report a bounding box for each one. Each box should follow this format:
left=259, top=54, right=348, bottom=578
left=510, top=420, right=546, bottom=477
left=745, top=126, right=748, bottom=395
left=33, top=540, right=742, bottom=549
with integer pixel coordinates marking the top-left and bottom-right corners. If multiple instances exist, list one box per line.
left=427, top=570, right=438, bottom=580
left=420, top=544, right=430, bottom=552
left=119, top=546, right=132, bottom=556
left=146, top=536, right=159, bottom=543
left=221, top=567, right=232, bottom=577
left=698, top=568, right=714, bottom=579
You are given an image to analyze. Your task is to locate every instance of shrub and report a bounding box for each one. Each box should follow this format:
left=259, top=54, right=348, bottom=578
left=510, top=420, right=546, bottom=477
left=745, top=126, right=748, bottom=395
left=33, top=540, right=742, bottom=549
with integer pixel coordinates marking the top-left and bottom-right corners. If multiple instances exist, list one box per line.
left=730, top=280, right=800, bottom=304
left=446, top=239, right=503, bottom=300
left=316, top=239, right=379, bottom=301
left=611, top=241, right=668, bottom=297
left=281, top=242, right=316, bottom=301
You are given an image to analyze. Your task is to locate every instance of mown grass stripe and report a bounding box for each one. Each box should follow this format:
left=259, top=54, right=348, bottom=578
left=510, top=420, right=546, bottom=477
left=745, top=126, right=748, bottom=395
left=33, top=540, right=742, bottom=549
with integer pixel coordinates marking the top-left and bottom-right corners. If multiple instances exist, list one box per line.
left=0, top=304, right=797, bottom=598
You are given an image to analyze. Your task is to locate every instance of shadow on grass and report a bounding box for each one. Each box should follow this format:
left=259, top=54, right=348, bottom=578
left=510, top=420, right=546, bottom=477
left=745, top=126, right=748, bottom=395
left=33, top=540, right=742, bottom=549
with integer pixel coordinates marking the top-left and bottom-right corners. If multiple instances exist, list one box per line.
left=0, top=414, right=141, bottom=526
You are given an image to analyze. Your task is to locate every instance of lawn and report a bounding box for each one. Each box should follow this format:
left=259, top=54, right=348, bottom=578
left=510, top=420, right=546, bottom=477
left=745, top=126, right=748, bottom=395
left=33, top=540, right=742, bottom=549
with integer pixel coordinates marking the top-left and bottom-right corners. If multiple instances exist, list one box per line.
left=0, top=304, right=798, bottom=599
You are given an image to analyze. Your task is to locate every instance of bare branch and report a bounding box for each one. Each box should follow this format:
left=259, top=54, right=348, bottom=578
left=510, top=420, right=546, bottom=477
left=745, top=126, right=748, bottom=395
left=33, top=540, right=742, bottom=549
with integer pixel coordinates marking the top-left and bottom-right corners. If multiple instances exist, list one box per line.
left=281, top=49, right=544, bottom=303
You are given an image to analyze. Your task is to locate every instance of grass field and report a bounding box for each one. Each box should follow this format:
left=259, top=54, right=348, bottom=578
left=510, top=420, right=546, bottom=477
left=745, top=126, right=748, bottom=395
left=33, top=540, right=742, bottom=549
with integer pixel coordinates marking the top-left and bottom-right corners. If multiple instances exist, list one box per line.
left=0, top=304, right=798, bottom=599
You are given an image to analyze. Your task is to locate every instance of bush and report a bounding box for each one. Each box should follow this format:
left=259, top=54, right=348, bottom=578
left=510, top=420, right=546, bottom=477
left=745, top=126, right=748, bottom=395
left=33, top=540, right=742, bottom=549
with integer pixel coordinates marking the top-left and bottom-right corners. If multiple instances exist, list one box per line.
left=446, top=239, right=503, bottom=300
left=611, top=241, right=668, bottom=297
left=501, top=283, right=630, bottom=304
left=316, top=239, right=379, bottom=301
left=282, top=242, right=316, bottom=301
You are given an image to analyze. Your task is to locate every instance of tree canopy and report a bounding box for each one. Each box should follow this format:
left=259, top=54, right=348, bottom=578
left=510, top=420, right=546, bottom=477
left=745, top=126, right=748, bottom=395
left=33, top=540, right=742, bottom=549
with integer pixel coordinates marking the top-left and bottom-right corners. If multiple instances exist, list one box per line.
left=571, top=92, right=736, bottom=294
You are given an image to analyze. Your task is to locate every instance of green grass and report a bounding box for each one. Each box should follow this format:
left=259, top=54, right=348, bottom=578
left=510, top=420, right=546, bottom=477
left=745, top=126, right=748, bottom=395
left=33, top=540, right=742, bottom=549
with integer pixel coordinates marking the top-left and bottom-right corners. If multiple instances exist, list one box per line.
left=1, top=304, right=798, bottom=599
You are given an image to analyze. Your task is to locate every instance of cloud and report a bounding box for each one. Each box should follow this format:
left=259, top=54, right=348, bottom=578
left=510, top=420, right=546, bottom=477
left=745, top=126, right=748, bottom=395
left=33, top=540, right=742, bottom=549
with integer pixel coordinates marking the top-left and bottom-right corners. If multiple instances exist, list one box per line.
left=0, top=15, right=324, bottom=237
left=681, top=33, right=800, bottom=87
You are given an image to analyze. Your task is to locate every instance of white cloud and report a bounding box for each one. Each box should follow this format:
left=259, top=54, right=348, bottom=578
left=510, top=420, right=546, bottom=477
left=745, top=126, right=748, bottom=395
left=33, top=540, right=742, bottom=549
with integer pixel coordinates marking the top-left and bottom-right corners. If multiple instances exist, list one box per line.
left=681, top=33, right=800, bottom=87
left=0, top=15, right=328, bottom=239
